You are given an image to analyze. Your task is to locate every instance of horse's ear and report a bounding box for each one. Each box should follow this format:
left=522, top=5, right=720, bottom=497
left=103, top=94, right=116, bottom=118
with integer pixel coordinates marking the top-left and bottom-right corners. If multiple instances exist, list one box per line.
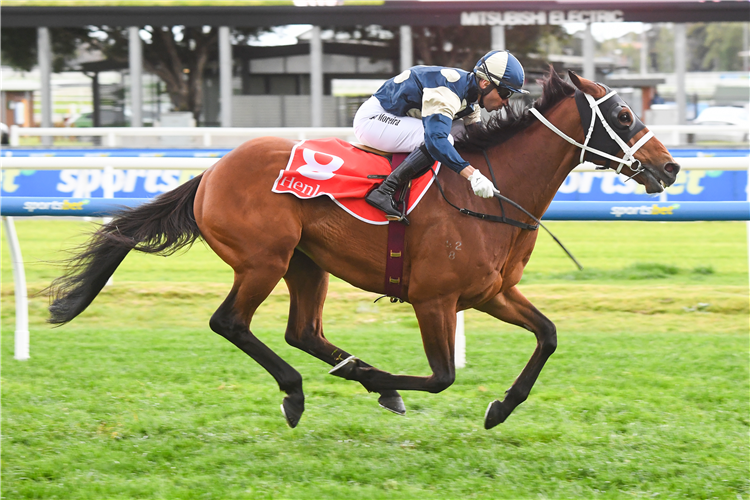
left=567, top=70, right=606, bottom=98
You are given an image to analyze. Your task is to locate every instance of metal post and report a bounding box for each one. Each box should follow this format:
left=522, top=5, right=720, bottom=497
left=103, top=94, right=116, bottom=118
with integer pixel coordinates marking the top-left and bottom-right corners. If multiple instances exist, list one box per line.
left=674, top=23, right=687, bottom=143
left=128, top=26, right=143, bottom=127
left=310, top=26, right=323, bottom=127
left=219, top=26, right=233, bottom=127
left=37, top=27, right=52, bottom=146
left=583, top=22, right=595, bottom=80
left=400, top=25, right=413, bottom=71
left=3, top=217, right=29, bottom=361
left=24, top=91, right=32, bottom=127
left=491, top=25, right=505, bottom=51
left=0, top=90, right=4, bottom=126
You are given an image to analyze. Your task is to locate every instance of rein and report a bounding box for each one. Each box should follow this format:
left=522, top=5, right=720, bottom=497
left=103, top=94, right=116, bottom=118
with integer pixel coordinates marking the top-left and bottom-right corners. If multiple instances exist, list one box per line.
left=431, top=152, right=584, bottom=271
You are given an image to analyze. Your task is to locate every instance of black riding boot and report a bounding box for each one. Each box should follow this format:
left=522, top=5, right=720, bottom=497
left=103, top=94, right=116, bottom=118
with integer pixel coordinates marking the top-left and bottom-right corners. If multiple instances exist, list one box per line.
left=366, top=145, right=434, bottom=222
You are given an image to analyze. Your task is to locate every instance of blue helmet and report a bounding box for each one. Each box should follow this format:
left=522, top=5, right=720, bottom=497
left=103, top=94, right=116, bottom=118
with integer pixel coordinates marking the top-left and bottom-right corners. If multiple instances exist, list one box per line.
left=473, top=50, right=529, bottom=95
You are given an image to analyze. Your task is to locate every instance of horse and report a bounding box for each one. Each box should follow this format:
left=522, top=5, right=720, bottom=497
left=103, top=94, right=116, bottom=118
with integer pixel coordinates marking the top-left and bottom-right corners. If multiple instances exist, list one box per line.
left=47, top=70, right=680, bottom=429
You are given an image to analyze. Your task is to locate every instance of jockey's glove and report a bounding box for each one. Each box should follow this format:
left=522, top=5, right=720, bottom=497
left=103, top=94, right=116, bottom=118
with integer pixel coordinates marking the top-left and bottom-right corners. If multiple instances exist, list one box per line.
left=468, top=170, right=498, bottom=198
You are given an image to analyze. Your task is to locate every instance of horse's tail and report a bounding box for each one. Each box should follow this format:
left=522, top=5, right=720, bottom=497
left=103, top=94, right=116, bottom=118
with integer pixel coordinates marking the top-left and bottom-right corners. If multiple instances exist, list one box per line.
left=48, top=174, right=204, bottom=325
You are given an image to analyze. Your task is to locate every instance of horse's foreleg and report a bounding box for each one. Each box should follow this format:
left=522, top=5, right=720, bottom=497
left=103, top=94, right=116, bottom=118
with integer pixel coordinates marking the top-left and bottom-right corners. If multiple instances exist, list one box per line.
left=475, top=286, right=557, bottom=429
left=282, top=250, right=406, bottom=415
left=328, top=298, right=458, bottom=395
left=210, top=268, right=305, bottom=428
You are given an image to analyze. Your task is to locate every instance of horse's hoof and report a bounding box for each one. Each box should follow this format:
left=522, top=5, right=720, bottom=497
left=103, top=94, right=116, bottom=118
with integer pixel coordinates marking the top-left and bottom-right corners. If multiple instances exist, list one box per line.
left=280, top=396, right=304, bottom=429
left=484, top=399, right=511, bottom=429
left=328, top=355, right=358, bottom=379
left=378, top=391, right=406, bottom=416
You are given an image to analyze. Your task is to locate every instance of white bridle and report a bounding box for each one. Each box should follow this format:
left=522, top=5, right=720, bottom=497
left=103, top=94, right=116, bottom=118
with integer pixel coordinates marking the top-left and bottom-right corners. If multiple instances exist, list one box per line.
left=529, top=91, right=655, bottom=177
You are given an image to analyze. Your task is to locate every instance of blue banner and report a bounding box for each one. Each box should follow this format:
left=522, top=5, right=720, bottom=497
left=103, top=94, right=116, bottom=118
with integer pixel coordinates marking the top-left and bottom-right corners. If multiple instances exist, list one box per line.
left=2, top=148, right=747, bottom=202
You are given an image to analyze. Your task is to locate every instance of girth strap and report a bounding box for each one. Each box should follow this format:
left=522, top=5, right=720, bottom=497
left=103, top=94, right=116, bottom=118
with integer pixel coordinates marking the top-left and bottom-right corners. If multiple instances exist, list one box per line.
left=384, top=153, right=409, bottom=301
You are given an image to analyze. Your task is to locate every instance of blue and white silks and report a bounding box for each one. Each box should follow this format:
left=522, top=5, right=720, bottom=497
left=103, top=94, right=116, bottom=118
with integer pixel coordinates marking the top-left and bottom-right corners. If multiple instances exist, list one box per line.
left=373, top=66, right=481, bottom=174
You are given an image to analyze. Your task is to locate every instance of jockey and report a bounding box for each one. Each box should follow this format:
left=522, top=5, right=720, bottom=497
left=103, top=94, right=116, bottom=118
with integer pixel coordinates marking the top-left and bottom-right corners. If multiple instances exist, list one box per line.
left=354, top=50, right=530, bottom=222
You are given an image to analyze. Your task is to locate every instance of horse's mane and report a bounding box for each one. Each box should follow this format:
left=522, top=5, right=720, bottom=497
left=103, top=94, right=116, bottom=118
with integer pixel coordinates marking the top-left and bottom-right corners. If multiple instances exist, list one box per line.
left=455, top=67, right=576, bottom=153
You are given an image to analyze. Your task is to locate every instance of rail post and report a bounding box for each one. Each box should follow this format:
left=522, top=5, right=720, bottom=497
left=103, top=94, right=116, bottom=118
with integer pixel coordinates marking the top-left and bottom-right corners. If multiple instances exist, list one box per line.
left=3, top=217, right=29, bottom=360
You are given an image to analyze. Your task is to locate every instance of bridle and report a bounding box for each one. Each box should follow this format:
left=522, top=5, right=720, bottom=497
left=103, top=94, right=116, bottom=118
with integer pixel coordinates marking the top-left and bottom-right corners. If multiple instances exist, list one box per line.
left=529, top=85, right=655, bottom=180
left=431, top=84, right=654, bottom=269
left=435, top=83, right=656, bottom=270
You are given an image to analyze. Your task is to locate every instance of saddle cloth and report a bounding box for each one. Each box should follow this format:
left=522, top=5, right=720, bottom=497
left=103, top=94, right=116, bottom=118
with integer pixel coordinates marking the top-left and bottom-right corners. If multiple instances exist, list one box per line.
left=271, top=138, right=440, bottom=225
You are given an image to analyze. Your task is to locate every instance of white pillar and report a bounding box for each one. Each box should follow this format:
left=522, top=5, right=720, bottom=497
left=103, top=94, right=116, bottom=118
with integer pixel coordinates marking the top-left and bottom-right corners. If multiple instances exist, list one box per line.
left=491, top=26, right=505, bottom=51
left=3, top=217, right=29, bottom=361
left=128, top=26, right=143, bottom=127
left=743, top=23, right=749, bottom=73
left=674, top=23, right=686, bottom=124
left=674, top=23, right=687, bottom=145
left=400, top=25, right=413, bottom=71
left=219, top=26, right=233, bottom=127
left=640, top=28, right=648, bottom=75
left=37, top=27, right=52, bottom=146
left=455, top=311, right=466, bottom=369
left=583, top=22, right=595, bottom=80
left=310, top=26, right=323, bottom=127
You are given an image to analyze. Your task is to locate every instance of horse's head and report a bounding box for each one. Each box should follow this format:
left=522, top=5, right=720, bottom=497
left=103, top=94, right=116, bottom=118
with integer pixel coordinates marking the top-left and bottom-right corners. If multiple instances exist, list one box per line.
left=568, top=71, right=680, bottom=193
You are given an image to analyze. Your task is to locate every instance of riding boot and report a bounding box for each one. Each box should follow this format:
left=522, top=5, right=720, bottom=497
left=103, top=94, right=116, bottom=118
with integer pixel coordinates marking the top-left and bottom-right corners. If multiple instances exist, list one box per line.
left=366, top=144, right=434, bottom=221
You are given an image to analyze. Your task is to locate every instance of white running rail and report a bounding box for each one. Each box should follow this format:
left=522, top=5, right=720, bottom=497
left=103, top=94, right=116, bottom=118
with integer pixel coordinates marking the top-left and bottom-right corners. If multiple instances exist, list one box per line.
left=9, top=124, right=748, bottom=148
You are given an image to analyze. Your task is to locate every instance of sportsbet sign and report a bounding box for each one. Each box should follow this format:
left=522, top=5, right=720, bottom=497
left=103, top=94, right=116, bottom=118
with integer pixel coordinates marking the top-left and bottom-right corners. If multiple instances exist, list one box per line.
left=461, top=10, right=624, bottom=26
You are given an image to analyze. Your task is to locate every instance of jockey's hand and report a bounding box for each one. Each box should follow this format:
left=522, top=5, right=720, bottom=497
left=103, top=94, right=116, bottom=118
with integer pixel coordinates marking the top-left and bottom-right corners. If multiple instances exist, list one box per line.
left=467, top=170, right=497, bottom=198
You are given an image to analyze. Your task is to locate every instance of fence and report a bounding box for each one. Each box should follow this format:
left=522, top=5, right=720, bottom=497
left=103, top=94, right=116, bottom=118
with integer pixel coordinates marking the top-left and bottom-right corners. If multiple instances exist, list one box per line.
left=2, top=152, right=748, bottom=364
left=9, top=124, right=749, bottom=148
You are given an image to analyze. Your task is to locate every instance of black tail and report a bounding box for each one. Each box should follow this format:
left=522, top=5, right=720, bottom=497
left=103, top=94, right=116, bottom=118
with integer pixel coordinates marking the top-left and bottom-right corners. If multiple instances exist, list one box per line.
left=47, top=174, right=204, bottom=325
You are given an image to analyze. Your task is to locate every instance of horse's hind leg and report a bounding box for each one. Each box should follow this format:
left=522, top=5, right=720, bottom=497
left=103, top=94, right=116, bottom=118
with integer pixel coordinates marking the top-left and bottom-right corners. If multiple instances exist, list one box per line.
left=210, top=268, right=305, bottom=428
left=282, top=250, right=406, bottom=415
left=475, top=286, right=557, bottom=429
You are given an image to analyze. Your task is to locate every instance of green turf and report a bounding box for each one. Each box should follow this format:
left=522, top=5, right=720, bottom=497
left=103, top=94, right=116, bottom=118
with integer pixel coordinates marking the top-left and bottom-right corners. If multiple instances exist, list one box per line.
left=2, top=219, right=749, bottom=499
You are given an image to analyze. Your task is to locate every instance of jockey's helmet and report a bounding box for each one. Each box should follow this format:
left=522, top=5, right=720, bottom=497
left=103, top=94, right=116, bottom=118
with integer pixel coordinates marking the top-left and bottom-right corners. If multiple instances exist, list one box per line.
left=473, top=50, right=530, bottom=95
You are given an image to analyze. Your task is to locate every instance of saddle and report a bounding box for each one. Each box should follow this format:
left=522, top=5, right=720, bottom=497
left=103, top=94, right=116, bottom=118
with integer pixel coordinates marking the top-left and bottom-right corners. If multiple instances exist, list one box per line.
left=351, top=143, right=393, bottom=161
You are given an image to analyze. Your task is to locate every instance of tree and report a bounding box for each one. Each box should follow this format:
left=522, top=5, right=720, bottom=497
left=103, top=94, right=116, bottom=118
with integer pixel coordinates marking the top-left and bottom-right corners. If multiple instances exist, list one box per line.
left=86, top=26, right=267, bottom=121
left=702, top=23, right=745, bottom=71
left=1, top=27, right=90, bottom=72
left=2, top=25, right=267, bottom=122
left=86, top=26, right=221, bottom=120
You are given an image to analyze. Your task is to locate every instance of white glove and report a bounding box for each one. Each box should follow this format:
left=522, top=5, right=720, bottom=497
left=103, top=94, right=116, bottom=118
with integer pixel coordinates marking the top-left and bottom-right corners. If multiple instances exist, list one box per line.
left=467, top=170, right=497, bottom=198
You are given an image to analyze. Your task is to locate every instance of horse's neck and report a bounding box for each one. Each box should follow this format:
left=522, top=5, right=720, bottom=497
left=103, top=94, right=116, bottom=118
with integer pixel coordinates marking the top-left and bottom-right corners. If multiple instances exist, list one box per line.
left=487, top=98, right=582, bottom=217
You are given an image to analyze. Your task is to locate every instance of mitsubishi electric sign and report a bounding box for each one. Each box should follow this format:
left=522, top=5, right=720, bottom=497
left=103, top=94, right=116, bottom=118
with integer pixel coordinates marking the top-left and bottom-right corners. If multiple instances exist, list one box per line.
left=461, top=10, right=624, bottom=26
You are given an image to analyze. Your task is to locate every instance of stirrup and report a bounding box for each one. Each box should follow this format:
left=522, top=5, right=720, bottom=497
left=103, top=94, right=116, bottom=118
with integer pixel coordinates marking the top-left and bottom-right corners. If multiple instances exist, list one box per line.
left=385, top=212, right=409, bottom=225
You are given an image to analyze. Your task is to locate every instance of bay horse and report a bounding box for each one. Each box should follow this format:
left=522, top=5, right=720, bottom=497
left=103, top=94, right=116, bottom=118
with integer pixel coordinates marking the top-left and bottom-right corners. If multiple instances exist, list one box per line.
left=48, top=71, right=679, bottom=429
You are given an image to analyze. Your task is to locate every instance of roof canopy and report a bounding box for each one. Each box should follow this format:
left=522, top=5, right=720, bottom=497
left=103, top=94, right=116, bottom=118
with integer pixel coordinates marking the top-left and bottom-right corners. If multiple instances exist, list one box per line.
left=3, top=1, right=748, bottom=28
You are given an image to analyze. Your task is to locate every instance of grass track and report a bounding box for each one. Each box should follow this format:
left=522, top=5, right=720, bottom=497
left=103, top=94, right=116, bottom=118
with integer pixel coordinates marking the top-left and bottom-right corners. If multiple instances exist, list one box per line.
left=2, top=219, right=749, bottom=499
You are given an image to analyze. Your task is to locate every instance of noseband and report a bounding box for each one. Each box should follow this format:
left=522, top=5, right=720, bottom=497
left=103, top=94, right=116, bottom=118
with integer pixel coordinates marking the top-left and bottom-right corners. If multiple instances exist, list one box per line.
left=529, top=84, right=655, bottom=179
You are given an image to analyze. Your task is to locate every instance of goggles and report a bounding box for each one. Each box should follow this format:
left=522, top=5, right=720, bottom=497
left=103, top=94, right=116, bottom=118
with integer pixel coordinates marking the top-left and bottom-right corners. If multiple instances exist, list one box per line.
left=495, top=86, right=513, bottom=100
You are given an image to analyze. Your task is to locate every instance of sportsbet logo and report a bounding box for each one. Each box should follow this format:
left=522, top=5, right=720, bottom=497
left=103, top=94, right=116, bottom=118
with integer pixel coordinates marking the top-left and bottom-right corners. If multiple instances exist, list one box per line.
left=23, top=199, right=90, bottom=213
left=610, top=204, right=680, bottom=217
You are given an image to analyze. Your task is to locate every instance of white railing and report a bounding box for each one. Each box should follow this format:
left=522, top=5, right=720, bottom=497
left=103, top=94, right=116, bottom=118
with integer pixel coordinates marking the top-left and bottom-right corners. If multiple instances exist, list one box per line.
left=9, top=125, right=357, bottom=147
left=3, top=156, right=747, bottom=171
left=9, top=124, right=749, bottom=148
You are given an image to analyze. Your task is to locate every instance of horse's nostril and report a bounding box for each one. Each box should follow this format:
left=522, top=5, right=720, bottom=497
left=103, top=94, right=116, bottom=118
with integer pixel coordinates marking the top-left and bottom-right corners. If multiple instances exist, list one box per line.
left=664, top=162, right=679, bottom=174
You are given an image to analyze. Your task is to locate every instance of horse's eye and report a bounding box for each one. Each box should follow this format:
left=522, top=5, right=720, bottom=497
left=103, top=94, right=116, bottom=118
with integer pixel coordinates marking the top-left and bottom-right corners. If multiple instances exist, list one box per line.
left=618, top=109, right=633, bottom=126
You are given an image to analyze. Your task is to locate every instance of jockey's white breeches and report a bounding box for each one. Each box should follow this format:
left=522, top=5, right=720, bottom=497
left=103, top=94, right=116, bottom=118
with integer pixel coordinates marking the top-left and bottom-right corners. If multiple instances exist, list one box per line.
left=353, top=96, right=425, bottom=153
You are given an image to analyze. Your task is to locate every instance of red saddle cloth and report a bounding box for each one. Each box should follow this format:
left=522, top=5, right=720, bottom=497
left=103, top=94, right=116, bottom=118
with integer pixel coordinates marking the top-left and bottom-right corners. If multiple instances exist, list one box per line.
left=271, top=138, right=440, bottom=225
